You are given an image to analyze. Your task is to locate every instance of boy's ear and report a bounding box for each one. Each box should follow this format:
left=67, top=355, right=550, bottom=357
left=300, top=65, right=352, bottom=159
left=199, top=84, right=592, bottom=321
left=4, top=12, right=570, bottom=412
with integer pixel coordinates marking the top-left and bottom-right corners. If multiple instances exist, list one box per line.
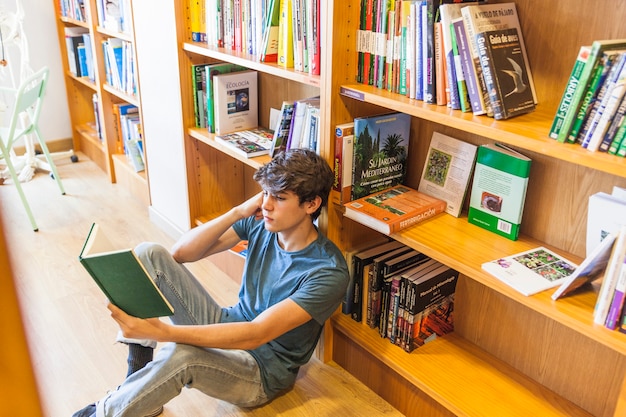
left=305, top=196, right=322, bottom=214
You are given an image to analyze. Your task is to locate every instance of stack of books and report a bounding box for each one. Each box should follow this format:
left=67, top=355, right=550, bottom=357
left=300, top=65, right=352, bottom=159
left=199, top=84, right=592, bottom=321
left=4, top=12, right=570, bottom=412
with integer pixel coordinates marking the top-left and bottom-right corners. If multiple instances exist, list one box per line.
left=549, top=39, right=626, bottom=157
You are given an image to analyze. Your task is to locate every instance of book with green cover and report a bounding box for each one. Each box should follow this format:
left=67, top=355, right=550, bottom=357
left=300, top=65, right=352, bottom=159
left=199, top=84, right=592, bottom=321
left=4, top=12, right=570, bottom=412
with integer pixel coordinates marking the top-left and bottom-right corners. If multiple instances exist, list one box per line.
left=467, top=143, right=531, bottom=241
left=549, top=45, right=590, bottom=139
left=78, top=223, right=174, bottom=319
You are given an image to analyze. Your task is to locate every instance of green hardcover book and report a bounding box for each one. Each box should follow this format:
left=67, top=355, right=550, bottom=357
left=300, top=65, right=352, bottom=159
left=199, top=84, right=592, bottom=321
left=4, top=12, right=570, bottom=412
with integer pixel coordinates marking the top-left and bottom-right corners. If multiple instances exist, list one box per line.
left=78, top=223, right=174, bottom=319
left=549, top=46, right=590, bottom=139
left=205, top=62, right=247, bottom=133
left=555, top=38, right=626, bottom=143
left=467, top=143, right=531, bottom=241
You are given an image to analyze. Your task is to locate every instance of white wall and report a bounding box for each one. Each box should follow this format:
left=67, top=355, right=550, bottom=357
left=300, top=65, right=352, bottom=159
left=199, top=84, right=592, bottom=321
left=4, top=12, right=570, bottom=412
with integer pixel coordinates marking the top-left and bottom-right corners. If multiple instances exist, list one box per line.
left=1, top=0, right=71, bottom=143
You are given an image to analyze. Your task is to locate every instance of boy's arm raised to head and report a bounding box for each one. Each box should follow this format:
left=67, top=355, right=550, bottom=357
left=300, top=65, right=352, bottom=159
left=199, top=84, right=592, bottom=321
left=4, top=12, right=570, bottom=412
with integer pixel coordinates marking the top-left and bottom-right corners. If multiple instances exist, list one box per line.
left=171, top=192, right=264, bottom=263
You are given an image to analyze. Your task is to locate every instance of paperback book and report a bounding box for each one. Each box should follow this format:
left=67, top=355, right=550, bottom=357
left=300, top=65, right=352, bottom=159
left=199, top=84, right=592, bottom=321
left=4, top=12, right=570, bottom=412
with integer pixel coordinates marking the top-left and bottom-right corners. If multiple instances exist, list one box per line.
left=212, top=70, right=258, bottom=135
left=460, top=1, right=537, bottom=104
left=475, top=27, right=535, bottom=120
left=215, top=129, right=273, bottom=158
left=551, top=231, right=618, bottom=300
left=467, top=143, right=531, bottom=241
left=482, top=247, right=578, bottom=296
left=344, top=184, right=447, bottom=235
left=351, top=112, right=411, bottom=201
left=418, top=132, right=477, bottom=217
left=402, top=264, right=458, bottom=352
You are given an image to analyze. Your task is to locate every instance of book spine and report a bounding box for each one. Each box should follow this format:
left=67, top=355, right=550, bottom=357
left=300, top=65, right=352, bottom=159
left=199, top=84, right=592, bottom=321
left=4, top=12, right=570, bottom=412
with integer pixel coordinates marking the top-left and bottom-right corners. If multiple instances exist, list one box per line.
left=440, top=6, right=460, bottom=109
left=451, top=22, right=470, bottom=112
left=594, top=225, right=626, bottom=325
left=434, top=21, right=446, bottom=106
left=389, top=201, right=446, bottom=234
left=453, top=17, right=484, bottom=115
left=609, top=117, right=626, bottom=155
left=476, top=32, right=503, bottom=119
left=549, top=46, right=589, bottom=139
left=599, top=93, right=626, bottom=152
left=415, top=1, right=424, bottom=100
left=399, top=1, right=410, bottom=96
left=356, top=0, right=367, bottom=83
left=384, top=9, right=396, bottom=91
left=605, top=256, right=626, bottom=330
left=422, top=0, right=436, bottom=104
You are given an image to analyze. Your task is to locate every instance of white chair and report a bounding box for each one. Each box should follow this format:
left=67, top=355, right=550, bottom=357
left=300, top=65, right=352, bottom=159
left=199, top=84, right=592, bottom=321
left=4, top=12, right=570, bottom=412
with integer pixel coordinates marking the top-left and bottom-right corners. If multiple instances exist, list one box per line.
left=0, top=66, right=65, bottom=231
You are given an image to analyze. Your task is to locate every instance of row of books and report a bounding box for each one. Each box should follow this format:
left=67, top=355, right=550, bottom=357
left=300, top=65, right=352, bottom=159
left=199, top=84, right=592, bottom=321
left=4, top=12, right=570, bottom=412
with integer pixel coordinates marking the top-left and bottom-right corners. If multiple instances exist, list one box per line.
left=355, top=1, right=536, bottom=120
left=195, top=0, right=320, bottom=75
left=64, top=27, right=93, bottom=81
left=550, top=40, right=626, bottom=158
left=214, top=95, right=322, bottom=159
left=111, top=103, right=144, bottom=172
left=343, top=239, right=458, bottom=353
left=59, top=0, right=87, bottom=22
left=102, top=38, right=137, bottom=97
left=335, top=111, right=531, bottom=241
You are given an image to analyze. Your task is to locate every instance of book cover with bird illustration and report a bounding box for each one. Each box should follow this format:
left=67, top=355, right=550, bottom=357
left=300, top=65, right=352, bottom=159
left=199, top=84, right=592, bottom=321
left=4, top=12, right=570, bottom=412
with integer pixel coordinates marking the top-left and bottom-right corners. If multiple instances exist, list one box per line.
left=476, top=27, right=535, bottom=120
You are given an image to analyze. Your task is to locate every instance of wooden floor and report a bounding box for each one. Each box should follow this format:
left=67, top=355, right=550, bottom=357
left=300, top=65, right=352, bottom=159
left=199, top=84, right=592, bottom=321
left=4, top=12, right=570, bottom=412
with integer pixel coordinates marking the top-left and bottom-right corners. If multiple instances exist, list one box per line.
left=0, top=154, right=403, bottom=417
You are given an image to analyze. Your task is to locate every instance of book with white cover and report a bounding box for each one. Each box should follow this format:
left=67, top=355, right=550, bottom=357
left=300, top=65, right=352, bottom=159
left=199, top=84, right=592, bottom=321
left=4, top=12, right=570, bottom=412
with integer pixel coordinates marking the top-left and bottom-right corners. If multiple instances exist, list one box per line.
left=418, top=132, right=477, bottom=217
left=213, top=70, right=258, bottom=135
left=586, top=192, right=626, bottom=256
left=482, top=247, right=577, bottom=296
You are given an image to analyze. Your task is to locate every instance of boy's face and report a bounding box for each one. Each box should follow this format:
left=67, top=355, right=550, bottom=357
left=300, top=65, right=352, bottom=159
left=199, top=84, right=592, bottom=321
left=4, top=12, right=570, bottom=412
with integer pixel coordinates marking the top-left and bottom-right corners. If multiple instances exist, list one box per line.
left=260, top=189, right=315, bottom=233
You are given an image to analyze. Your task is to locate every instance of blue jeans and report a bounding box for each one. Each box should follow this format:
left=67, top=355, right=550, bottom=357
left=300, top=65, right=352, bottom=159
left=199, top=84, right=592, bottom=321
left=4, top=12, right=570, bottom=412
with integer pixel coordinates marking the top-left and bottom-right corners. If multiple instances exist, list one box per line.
left=96, top=243, right=269, bottom=417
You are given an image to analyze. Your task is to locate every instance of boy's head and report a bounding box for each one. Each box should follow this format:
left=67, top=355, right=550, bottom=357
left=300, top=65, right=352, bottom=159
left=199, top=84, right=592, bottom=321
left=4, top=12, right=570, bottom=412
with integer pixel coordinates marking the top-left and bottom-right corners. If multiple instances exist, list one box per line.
left=254, top=149, right=333, bottom=220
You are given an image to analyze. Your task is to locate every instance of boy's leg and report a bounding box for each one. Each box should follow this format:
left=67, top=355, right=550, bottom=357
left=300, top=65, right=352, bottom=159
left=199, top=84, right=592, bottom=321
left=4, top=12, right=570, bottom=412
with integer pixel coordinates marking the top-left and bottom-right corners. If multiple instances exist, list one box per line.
left=117, top=243, right=225, bottom=376
left=95, top=343, right=269, bottom=417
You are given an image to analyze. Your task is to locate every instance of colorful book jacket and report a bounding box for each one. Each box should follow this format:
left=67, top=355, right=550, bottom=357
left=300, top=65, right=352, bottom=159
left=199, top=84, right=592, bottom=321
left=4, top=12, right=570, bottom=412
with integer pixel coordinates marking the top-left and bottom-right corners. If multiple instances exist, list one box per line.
left=344, top=184, right=447, bottom=235
left=476, top=28, right=535, bottom=120
left=351, top=112, right=411, bottom=201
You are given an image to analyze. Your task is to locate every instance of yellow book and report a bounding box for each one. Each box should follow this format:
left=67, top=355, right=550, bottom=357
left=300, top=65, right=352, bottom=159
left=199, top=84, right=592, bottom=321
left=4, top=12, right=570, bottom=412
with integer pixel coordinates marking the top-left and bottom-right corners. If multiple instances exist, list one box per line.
left=278, top=0, right=294, bottom=68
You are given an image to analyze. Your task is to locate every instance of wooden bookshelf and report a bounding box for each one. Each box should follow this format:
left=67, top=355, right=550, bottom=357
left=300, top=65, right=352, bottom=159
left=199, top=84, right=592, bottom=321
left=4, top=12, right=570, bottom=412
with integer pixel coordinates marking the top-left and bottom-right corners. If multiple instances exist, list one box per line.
left=133, top=0, right=626, bottom=416
left=53, top=0, right=148, bottom=203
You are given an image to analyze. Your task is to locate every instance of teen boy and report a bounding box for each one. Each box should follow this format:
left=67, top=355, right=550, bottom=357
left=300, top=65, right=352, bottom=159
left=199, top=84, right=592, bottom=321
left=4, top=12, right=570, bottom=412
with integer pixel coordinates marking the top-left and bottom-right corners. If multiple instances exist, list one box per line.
left=73, top=149, right=350, bottom=417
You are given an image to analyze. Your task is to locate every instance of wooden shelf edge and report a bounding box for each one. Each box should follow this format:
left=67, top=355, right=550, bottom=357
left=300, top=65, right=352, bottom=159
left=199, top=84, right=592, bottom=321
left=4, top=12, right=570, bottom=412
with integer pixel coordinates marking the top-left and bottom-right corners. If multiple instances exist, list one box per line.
left=75, top=123, right=104, bottom=149
left=102, top=84, right=140, bottom=106
left=187, top=127, right=272, bottom=169
left=340, top=211, right=626, bottom=356
left=339, top=84, right=626, bottom=179
left=331, top=314, right=593, bottom=417
left=183, top=42, right=321, bottom=87
left=111, top=153, right=147, bottom=181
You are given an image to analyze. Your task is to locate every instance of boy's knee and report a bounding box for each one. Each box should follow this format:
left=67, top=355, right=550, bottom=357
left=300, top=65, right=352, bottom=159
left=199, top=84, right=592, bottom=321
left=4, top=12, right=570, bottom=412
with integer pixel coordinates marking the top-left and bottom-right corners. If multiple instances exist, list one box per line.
left=135, top=242, right=169, bottom=259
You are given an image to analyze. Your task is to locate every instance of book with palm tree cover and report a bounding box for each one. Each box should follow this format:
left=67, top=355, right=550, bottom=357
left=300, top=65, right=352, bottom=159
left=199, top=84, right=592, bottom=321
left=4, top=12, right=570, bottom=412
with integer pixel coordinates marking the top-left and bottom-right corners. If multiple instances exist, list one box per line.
left=351, top=112, right=411, bottom=201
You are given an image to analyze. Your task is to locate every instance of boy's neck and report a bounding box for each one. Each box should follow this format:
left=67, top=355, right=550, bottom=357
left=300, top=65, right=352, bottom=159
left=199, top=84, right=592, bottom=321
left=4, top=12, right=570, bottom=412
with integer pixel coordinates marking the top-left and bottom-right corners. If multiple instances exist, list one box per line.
left=277, top=221, right=318, bottom=252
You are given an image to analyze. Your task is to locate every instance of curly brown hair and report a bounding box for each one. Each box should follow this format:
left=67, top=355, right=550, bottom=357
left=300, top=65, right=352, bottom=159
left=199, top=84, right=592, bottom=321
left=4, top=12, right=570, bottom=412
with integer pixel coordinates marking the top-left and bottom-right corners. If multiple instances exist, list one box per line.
left=253, top=149, right=333, bottom=220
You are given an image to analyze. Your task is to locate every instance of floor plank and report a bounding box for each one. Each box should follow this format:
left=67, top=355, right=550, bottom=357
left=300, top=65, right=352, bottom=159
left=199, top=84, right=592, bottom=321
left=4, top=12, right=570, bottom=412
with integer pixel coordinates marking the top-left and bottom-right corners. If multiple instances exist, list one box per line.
left=0, top=154, right=403, bottom=417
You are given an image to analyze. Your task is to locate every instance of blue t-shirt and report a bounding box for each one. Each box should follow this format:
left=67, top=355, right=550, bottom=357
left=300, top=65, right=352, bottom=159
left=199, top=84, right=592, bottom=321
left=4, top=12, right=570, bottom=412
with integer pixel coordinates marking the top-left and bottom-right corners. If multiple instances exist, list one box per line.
left=226, top=216, right=349, bottom=399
